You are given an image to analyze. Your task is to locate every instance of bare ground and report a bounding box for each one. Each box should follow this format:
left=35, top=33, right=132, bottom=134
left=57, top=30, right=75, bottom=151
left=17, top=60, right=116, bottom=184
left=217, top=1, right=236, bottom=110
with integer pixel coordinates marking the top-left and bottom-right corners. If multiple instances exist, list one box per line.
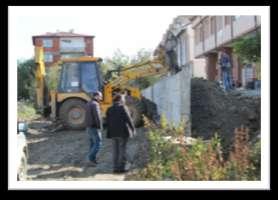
left=26, top=120, right=149, bottom=181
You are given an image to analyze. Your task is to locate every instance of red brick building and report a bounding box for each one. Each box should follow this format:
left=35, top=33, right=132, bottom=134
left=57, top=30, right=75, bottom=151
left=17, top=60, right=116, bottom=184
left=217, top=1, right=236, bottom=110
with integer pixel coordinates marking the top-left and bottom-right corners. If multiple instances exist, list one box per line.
left=32, top=31, right=94, bottom=66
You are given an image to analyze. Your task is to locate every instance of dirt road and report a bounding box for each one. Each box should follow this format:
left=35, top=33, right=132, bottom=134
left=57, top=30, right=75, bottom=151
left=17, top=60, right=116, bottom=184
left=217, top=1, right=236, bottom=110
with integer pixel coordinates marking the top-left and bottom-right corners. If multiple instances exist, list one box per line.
left=26, top=120, right=149, bottom=181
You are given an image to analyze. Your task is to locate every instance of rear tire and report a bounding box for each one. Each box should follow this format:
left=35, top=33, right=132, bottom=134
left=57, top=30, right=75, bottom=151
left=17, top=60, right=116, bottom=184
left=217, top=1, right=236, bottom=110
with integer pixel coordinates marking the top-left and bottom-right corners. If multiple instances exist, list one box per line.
left=59, top=99, right=87, bottom=130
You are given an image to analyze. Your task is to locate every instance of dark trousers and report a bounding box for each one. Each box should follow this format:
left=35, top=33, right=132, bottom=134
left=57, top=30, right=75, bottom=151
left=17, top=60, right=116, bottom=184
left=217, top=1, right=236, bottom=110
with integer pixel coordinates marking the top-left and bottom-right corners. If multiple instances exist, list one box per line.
left=112, top=137, right=128, bottom=171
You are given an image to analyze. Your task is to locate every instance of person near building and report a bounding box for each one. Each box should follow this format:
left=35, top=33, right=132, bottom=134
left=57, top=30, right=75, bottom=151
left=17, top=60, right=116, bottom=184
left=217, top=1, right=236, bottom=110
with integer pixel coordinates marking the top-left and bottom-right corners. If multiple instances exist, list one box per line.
left=85, top=91, right=103, bottom=166
left=106, top=94, right=135, bottom=173
left=219, top=49, right=233, bottom=91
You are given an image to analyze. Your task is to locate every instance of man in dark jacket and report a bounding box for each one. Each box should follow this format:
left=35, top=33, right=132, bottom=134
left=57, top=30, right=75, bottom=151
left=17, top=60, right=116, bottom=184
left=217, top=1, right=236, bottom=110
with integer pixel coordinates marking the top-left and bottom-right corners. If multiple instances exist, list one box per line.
left=106, top=94, right=135, bottom=173
left=85, top=91, right=103, bottom=166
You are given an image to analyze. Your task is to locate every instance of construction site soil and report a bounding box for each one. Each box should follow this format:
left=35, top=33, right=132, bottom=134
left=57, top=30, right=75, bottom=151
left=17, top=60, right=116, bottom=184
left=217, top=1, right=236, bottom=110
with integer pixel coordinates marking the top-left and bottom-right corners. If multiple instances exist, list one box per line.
left=25, top=78, right=260, bottom=180
left=191, top=78, right=261, bottom=149
left=26, top=121, right=149, bottom=180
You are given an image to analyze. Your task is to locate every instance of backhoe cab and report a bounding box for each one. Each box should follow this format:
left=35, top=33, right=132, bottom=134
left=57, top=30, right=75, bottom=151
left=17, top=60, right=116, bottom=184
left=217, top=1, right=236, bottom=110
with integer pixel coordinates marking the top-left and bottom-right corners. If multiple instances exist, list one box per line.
left=35, top=47, right=105, bottom=129
left=53, top=57, right=104, bottom=129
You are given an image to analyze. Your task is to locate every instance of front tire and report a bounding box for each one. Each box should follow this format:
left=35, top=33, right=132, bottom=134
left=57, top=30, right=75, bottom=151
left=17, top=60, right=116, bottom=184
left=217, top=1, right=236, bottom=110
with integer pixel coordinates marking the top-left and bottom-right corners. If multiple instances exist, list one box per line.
left=59, top=99, right=87, bottom=130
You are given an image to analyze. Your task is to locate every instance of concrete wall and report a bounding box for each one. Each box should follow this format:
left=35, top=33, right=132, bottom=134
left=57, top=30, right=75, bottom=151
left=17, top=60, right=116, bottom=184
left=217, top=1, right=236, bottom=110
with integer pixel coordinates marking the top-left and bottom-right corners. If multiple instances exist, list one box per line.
left=142, top=65, right=191, bottom=136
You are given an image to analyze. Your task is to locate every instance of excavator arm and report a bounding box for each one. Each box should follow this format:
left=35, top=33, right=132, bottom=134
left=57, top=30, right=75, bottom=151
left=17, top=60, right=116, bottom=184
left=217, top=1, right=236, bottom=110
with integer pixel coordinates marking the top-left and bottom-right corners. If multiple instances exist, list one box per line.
left=110, top=60, right=169, bottom=87
left=103, top=48, right=170, bottom=103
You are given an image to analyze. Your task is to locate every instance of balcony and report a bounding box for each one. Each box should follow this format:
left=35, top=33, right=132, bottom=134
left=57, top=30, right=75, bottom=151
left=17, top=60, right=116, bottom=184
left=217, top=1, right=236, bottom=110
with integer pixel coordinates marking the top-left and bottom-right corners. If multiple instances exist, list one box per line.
left=204, top=35, right=216, bottom=52
left=222, top=24, right=232, bottom=44
left=232, top=16, right=256, bottom=38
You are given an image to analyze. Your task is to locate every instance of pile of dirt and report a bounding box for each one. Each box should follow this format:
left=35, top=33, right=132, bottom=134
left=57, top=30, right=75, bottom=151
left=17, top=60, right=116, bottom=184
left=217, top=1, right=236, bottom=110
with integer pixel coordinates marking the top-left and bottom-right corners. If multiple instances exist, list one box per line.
left=191, top=78, right=260, bottom=149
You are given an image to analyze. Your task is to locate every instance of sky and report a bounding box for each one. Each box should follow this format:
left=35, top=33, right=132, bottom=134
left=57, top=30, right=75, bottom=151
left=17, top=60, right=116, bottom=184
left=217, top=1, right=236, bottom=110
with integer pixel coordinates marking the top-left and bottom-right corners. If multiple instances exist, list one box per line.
left=9, top=6, right=267, bottom=61
left=9, top=6, right=187, bottom=61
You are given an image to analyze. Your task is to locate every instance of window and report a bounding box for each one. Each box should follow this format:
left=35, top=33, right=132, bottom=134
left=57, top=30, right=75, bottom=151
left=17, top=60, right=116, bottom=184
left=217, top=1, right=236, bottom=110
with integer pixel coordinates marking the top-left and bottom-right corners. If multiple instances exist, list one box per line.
left=59, top=62, right=80, bottom=92
left=60, top=53, right=84, bottom=59
left=42, top=39, right=53, bottom=48
left=58, top=62, right=102, bottom=93
left=232, top=15, right=241, bottom=21
left=195, top=24, right=203, bottom=44
left=199, top=25, right=203, bottom=42
left=44, top=52, right=53, bottom=62
left=225, top=16, right=232, bottom=25
left=60, top=37, right=85, bottom=52
left=210, top=17, right=216, bottom=35
left=81, top=62, right=102, bottom=93
left=195, top=27, right=199, bottom=44
left=204, top=19, right=210, bottom=39
left=216, top=16, right=223, bottom=32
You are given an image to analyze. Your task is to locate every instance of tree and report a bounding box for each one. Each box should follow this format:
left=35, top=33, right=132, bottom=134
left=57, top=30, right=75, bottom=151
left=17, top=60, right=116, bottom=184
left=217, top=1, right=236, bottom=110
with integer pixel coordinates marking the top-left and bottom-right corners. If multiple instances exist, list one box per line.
left=100, top=49, right=130, bottom=80
left=130, top=49, right=159, bottom=89
left=102, top=49, right=130, bottom=73
left=232, top=31, right=261, bottom=79
left=233, top=32, right=261, bottom=63
left=17, top=58, right=36, bottom=100
left=130, top=48, right=152, bottom=64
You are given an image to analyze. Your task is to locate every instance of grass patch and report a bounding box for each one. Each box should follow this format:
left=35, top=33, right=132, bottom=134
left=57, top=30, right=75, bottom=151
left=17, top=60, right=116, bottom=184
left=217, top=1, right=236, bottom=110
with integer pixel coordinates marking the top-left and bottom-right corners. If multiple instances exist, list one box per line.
left=18, top=100, right=40, bottom=121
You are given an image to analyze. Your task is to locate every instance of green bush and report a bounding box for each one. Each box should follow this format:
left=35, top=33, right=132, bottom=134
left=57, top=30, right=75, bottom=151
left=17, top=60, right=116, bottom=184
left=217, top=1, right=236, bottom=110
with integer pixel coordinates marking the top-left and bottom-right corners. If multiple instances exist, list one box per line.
left=131, top=116, right=261, bottom=181
left=248, top=139, right=261, bottom=180
left=17, top=59, right=36, bottom=100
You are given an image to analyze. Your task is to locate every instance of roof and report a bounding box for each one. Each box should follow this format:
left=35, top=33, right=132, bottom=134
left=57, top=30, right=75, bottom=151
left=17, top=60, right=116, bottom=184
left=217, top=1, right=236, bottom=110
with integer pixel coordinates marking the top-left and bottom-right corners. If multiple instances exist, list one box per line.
left=33, top=31, right=94, bottom=38
left=32, top=31, right=94, bottom=44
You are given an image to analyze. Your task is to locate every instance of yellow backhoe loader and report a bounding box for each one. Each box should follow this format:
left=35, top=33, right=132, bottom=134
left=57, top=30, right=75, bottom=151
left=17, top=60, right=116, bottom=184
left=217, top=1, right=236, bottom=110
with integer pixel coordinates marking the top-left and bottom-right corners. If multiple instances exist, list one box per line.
left=35, top=46, right=170, bottom=129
